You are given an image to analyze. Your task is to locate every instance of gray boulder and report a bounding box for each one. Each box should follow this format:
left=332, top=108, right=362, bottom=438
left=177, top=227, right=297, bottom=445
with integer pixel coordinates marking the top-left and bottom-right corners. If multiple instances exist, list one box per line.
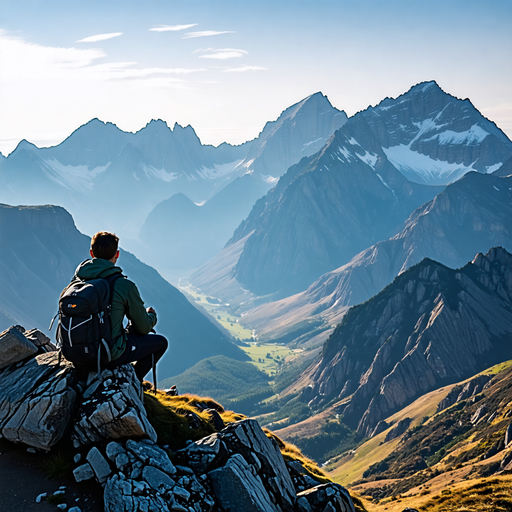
left=24, top=328, right=57, bottom=353
left=0, top=326, right=38, bottom=369
left=0, top=351, right=76, bottom=449
left=296, top=483, right=356, bottom=512
left=209, top=453, right=280, bottom=512
left=179, top=419, right=296, bottom=511
left=71, top=365, right=157, bottom=448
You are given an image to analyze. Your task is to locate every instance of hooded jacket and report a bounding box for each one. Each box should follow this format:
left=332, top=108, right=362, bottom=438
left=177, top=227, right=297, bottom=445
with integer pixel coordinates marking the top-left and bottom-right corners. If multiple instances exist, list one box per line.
left=70, top=258, right=157, bottom=360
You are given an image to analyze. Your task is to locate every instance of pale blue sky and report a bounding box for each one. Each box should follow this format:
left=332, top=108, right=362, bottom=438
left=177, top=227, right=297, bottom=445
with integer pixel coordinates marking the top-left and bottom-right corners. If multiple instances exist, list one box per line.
left=1, top=0, right=511, bottom=155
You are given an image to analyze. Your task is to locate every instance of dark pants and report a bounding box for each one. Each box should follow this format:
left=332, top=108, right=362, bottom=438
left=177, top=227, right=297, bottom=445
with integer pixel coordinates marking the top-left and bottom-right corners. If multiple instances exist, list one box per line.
left=110, top=333, right=168, bottom=382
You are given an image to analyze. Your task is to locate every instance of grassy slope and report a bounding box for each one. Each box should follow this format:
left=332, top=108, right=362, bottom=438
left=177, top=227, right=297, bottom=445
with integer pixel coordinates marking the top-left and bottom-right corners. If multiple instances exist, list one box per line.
left=159, top=355, right=272, bottom=405
left=327, top=360, right=512, bottom=487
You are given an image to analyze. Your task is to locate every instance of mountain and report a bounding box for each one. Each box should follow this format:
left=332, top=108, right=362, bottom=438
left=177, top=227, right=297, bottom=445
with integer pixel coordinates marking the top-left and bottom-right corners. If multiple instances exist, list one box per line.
left=0, top=204, right=248, bottom=378
left=137, top=173, right=271, bottom=277
left=238, top=91, right=348, bottom=179
left=362, top=81, right=512, bottom=185
left=190, top=81, right=512, bottom=302
left=241, top=172, right=512, bottom=341
left=299, top=247, right=512, bottom=437
left=137, top=93, right=348, bottom=277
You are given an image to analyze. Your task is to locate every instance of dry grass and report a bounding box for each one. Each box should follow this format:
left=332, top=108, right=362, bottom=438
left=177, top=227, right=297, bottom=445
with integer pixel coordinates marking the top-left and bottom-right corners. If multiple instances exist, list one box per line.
left=420, top=476, right=512, bottom=512
left=144, top=390, right=330, bottom=483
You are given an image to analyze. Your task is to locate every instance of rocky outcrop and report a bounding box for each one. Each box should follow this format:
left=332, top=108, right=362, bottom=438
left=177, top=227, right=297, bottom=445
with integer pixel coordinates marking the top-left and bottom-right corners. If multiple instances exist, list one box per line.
left=384, top=418, right=411, bottom=442
left=0, top=326, right=38, bottom=369
left=72, top=365, right=157, bottom=448
left=304, top=247, right=512, bottom=437
left=0, top=324, right=356, bottom=512
left=0, top=350, right=76, bottom=449
left=437, top=375, right=492, bottom=413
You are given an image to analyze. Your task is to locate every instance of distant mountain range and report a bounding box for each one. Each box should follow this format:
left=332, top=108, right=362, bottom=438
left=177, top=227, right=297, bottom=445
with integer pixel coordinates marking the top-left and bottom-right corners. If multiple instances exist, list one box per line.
left=0, top=204, right=247, bottom=379
left=191, top=81, right=512, bottom=301
left=0, top=93, right=346, bottom=278
left=300, top=247, right=512, bottom=437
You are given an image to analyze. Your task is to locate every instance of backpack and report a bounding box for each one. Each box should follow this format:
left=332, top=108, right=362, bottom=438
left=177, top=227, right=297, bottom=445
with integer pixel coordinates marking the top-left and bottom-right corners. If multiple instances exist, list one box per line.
left=54, top=273, right=122, bottom=374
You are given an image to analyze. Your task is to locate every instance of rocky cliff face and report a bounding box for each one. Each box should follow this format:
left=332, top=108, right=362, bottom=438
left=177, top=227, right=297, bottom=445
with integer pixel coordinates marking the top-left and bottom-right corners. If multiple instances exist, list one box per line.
left=304, top=247, right=512, bottom=437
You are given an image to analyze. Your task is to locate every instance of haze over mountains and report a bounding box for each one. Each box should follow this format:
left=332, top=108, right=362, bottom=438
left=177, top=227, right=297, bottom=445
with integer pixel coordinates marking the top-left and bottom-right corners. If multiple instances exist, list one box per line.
left=0, top=92, right=346, bottom=278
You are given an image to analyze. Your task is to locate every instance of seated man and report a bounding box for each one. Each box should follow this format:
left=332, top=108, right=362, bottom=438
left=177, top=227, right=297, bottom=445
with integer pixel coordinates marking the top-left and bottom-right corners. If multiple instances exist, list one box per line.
left=70, top=231, right=168, bottom=382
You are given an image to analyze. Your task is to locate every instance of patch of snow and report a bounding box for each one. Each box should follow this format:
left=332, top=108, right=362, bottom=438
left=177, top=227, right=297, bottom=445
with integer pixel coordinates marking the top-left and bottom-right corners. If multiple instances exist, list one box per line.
left=356, top=151, right=378, bottom=169
left=376, top=173, right=395, bottom=198
left=383, top=144, right=477, bottom=183
left=337, top=146, right=352, bottom=161
left=261, top=174, right=279, bottom=184
left=486, top=162, right=502, bottom=174
left=141, top=163, right=177, bottom=182
left=196, top=159, right=243, bottom=179
left=347, top=137, right=361, bottom=146
left=423, top=124, right=489, bottom=145
left=302, top=138, right=324, bottom=151
left=41, top=158, right=109, bottom=191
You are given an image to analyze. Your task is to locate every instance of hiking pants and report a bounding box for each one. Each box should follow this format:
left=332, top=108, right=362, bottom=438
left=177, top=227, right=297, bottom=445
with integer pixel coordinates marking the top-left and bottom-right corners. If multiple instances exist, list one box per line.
left=110, top=333, right=168, bottom=382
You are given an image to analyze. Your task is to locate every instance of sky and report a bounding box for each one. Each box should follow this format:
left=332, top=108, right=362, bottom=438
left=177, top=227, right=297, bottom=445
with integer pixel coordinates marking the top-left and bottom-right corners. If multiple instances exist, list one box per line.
left=0, top=0, right=511, bottom=156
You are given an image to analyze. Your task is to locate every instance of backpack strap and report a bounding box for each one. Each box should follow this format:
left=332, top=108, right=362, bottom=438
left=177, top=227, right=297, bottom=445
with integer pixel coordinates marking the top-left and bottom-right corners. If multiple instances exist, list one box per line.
left=97, top=273, right=124, bottom=379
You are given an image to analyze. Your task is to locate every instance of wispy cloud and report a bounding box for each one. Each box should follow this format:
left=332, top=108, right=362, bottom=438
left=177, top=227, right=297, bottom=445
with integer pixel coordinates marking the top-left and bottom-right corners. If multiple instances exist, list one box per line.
left=183, top=31, right=234, bottom=39
left=224, top=66, right=268, bottom=72
left=76, top=32, right=123, bottom=43
left=197, top=48, right=248, bottom=60
left=150, top=24, right=197, bottom=32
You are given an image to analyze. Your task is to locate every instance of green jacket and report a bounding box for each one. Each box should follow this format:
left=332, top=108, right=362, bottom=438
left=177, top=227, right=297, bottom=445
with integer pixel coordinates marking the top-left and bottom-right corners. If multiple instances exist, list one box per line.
left=71, top=258, right=157, bottom=360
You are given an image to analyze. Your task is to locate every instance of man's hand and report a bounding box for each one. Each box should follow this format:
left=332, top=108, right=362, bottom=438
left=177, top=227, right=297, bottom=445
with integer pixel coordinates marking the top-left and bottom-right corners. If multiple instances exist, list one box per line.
left=147, top=307, right=156, bottom=315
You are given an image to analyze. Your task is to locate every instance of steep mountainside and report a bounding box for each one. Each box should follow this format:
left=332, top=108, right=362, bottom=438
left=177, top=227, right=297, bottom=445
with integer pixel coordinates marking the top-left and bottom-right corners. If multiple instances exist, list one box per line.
left=240, top=92, right=348, bottom=179
left=0, top=204, right=248, bottom=378
left=190, top=81, right=512, bottom=301
left=241, top=172, right=512, bottom=340
left=301, top=247, right=512, bottom=437
left=225, top=117, right=442, bottom=297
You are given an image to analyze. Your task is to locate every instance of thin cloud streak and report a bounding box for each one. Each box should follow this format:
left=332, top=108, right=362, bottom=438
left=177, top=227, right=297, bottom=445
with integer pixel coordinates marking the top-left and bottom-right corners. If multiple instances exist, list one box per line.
left=76, top=32, right=123, bottom=43
left=223, top=66, right=268, bottom=72
left=183, top=31, right=234, bottom=39
left=198, top=48, right=248, bottom=60
left=149, top=24, right=198, bottom=32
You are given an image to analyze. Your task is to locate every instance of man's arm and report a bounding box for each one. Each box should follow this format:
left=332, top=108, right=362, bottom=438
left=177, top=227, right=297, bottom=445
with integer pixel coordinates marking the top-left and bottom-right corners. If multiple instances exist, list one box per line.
left=125, top=283, right=157, bottom=335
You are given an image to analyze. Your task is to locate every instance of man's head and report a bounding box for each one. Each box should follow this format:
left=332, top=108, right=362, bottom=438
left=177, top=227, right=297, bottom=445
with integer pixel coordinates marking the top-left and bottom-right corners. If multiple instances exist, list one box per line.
left=90, top=231, right=119, bottom=262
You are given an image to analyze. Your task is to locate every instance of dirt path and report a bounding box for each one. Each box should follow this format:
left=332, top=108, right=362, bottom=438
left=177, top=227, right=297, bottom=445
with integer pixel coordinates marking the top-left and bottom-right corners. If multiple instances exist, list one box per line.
left=0, top=439, right=103, bottom=512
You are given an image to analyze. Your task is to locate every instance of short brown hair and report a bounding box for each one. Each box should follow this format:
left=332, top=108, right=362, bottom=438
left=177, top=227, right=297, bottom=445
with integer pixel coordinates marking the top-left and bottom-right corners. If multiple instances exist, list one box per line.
left=91, top=231, right=119, bottom=260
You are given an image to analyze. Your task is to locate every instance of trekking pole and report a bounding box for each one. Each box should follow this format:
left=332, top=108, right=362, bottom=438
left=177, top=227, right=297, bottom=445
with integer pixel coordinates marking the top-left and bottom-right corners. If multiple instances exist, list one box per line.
left=152, top=353, right=157, bottom=394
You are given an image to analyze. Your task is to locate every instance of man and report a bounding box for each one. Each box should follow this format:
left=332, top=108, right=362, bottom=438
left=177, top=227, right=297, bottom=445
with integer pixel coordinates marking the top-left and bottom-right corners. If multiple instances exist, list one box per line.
left=70, top=231, right=168, bottom=382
